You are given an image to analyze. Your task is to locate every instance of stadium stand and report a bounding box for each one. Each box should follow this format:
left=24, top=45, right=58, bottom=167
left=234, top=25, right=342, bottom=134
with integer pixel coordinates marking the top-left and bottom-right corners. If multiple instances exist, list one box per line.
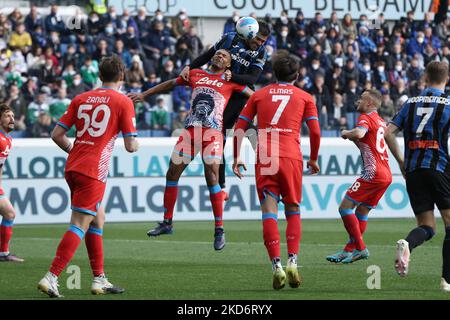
left=0, top=3, right=448, bottom=137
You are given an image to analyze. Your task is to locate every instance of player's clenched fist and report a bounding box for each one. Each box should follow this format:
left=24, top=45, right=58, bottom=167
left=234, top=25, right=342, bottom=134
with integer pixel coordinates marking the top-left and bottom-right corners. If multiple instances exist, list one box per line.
left=307, top=159, right=320, bottom=175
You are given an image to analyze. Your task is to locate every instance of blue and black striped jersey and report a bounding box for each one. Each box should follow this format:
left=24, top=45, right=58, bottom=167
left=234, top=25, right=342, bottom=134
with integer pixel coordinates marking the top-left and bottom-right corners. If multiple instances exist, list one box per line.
left=214, top=32, right=267, bottom=75
left=391, top=87, right=450, bottom=173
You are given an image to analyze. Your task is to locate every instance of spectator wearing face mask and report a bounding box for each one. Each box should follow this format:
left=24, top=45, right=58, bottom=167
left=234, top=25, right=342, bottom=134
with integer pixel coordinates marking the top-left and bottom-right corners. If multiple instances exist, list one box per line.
left=276, top=26, right=292, bottom=51
left=292, top=26, right=309, bottom=59
left=275, top=10, right=294, bottom=35
left=407, top=31, right=426, bottom=57
left=373, top=61, right=388, bottom=88
left=44, top=4, right=65, bottom=34
left=121, top=25, right=141, bottom=54
left=87, top=11, right=104, bottom=36
left=172, top=9, right=190, bottom=39
left=308, top=56, right=325, bottom=80
left=97, top=22, right=117, bottom=51
left=358, top=58, right=373, bottom=86
left=67, top=74, right=89, bottom=99
left=357, top=26, right=376, bottom=59
left=389, top=60, right=408, bottom=86
left=223, top=11, right=239, bottom=35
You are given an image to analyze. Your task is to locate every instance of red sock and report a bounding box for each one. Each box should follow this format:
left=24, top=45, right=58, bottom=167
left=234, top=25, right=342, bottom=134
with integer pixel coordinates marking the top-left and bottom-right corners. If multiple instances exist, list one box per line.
left=262, top=214, right=280, bottom=260
left=209, top=185, right=224, bottom=228
left=85, top=227, right=104, bottom=277
left=285, top=211, right=301, bottom=255
left=340, top=209, right=365, bottom=251
left=344, top=212, right=368, bottom=251
left=0, top=219, right=13, bottom=253
left=164, top=181, right=178, bottom=221
left=49, top=225, right=84, bottom=276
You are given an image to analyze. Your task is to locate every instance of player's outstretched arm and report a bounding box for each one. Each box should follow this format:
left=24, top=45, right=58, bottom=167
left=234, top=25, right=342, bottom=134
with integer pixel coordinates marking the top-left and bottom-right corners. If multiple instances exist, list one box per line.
left=384, top=123, right=405, bottom=177
left=341, top=127, right=367, bottom=141
left=128, top=79, right=177, bottom=103
left=51, top=125, right=73, bottom=154
left=124, top=136, right=139, bottom=153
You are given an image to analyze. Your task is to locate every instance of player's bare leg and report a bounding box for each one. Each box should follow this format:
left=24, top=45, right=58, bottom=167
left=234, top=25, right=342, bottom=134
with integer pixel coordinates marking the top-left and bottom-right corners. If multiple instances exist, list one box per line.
left=440, top=209, right=450, bottom=291
left=204, top=158, right=226, bottom=251
left=261, top=193, right=285, bottom=290
left=284, top=203, right=302, bottom=288
left=38, top=211, right=95, bottom=298
left=147, top=153, right=190, bottom=237
left=0, top=198, right=24, bottom=262
left=396, top=211, right=435, bottom=277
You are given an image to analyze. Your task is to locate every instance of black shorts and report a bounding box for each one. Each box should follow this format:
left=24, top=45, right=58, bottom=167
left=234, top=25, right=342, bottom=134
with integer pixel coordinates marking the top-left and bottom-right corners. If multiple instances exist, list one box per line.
left=406, top=169, right=450, bottom=215
left=223, top=91, right=249, bottom=132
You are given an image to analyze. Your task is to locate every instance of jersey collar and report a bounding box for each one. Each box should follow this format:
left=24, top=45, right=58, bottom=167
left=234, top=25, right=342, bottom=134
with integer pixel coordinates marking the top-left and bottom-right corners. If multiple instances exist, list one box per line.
left=424, top=86, right=445, bottom=95
left=0, top=129, right=11, bottom=139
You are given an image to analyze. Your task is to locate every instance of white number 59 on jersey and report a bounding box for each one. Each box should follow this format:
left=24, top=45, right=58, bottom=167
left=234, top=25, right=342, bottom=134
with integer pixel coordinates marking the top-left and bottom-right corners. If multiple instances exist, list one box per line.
left=77, top=104, right=111, bottom=138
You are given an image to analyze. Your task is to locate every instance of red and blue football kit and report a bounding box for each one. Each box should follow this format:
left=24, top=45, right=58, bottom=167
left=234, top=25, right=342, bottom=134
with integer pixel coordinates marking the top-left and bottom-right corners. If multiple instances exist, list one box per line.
left=57, top=87, right=137, bottom=215
left=236, top=83, right=320, bottom=205
left=234, top=82, right=321, bottom=261
left=345, top=112, right=392, bottom=208
left=0, top=130, right=12, bottom=199
left=173, top=69, right=249, bottom=160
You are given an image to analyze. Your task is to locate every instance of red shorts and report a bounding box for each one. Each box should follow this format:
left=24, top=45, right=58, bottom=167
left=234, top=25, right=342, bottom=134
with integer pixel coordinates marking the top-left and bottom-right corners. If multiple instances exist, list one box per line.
left=345, top=177, right=392, bottom=209
left=65, top=171, right=106, bottom=216
left=256, top=158, right=303, bottom=205
left=173, top=127, right=223, bottom=162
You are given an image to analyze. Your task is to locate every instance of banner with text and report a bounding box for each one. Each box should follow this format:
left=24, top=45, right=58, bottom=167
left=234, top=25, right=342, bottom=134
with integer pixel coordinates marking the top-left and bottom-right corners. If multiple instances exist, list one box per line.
left=5, top=138, right=412, bottom=224
left=110, top=0, right=435, bottom=20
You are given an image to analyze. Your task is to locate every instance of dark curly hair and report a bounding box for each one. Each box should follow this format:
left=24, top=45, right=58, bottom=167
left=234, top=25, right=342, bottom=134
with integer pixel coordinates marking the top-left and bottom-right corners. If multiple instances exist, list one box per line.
left=192, top=93, right=215, bottom=115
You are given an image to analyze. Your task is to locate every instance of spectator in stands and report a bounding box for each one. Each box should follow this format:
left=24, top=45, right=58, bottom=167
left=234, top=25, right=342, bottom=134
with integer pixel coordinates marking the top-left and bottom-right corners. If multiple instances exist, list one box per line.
left=160, top=60, right=177, bottom=83
left=45, top=4, right=65, bottom=34
left=276, top=25, right=293, bottom=51
left=407, top=31, right=426, bottom=57
left=126, top=55, right=146, bottom=84
left=331, top=92, right=345, bottom=130
left=275, top=10, right=295, bottom=35
left=379, top=89, right=395, bottom=122
left=172, top=9, right=190, bottom=39
left=343, top=58, right=359, bottom=85
left=311, top=73, right=332, bottom=129
left=135, top=7, right=151, bottom=40
left=114, top=39, right=132, bottom=68
left=391, top=78, right=410, bottom=104
left=121, top=25, right=141, bottom=55
left=49, top=87, right=70, bottom=123
left=80, top=57, right=99, bottom=88
left=341, top=14, right=356, bottom=37
left=373, top=61, right=389, bottom=88
left=389, top=60, right=408, bottom=86
left=4, top=84, right=27, bottom=130
left=223, top=11, right=239, bottom=35
left=172, top=84, right=191, bottom=112
left=179, top=26, right=203, bottom=59
left=67, top=73, right=89, bottom=99
left=27, top=87, right=50, bottom=126
left=171, top=106, right=188, bottom=136
left=343, top=78, right=362, bottom=129
left=144, top=21, right=171, bottom=62
left=25, top=5, right=43, bottom=33
left=9, top=23, right=32, bottom=53
left=151, top=97, right=169, bottom=130
left=31, top=111, right=53, bottom=137
left=358, top=26, right=376, bottom=59
left=291, top=26, right=309, bottom=59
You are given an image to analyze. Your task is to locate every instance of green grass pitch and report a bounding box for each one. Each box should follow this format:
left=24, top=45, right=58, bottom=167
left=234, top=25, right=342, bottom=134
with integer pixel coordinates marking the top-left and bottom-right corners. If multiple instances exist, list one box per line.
left=1, top=218, right=449, bottom=300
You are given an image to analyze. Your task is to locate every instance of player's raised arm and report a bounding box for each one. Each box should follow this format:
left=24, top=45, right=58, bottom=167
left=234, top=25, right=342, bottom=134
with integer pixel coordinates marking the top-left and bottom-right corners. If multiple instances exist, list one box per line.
left=127, top=78, right=179, bottom=103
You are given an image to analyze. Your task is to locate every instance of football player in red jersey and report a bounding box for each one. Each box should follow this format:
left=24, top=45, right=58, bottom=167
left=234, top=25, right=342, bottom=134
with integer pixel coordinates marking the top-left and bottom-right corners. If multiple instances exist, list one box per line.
left=233, top=52, right=321, bottom=290
left=38, top=55, right=139, bottom=298
left=0, top=104, right=24, bottom=263
left=129, top=49, right=253, bottom=250
left=326, top=89, right=392, bottom=264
